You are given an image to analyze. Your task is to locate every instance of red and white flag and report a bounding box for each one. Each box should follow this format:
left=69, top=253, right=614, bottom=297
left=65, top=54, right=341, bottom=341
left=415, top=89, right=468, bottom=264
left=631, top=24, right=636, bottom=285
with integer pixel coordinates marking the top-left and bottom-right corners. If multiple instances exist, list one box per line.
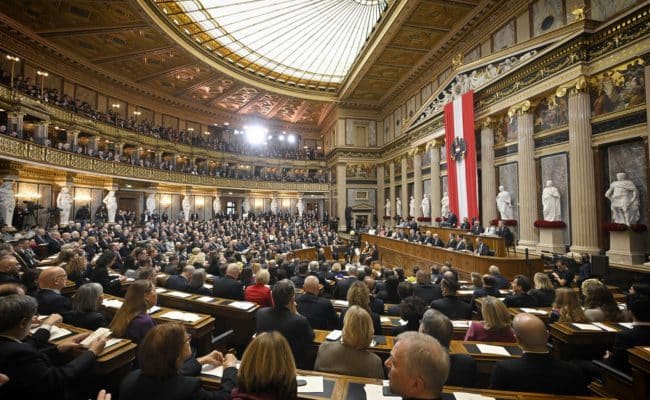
left=444, top=91, right=478, bottom=221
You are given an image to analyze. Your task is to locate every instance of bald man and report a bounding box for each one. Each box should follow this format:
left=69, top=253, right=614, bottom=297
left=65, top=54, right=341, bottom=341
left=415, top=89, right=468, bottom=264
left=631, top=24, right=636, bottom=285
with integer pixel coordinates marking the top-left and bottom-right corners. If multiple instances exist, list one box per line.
left=296, top=275, right=338, bottom=330
left=212, top=263, right=244, bottom=300
left=385, top=331, right=449, bottom=399
left=35, top=267, right=71, bottom=315
left=489, top=313, right=587, bottom=395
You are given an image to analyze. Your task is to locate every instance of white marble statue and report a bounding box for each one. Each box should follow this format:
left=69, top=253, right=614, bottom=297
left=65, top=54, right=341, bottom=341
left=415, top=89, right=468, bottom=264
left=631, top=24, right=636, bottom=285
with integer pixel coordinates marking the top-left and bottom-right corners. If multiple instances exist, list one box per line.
left=270, top=197, right=278, bottom=215
left=296, top=197, right=305, bottom=218
left=440, top=192, right=450, bottom=218
left=496, top=185, right=514, bottom=220
left=384, top=198, right=391, bottom=217
left=0, top=181, right=15, bottom=227
left=395, top=197, right=402, bottom=217
left=421, top=194, right=431, bottom=218
left=182, top=195, right=191, bottom=222
left=409, top=196, right=416, bottom=217
left=56, top=187, right=73, bottom=224
left=145, top=193, right=156, bottom=214
left=541, top=180, right=562, bottom=221
left=103, top=190, right=117, bottom=223
left=242, top=198, right=251, bottom=215
left=212, top=196, right=221, bottom=215
left=605, top=172, right=640, bottom=225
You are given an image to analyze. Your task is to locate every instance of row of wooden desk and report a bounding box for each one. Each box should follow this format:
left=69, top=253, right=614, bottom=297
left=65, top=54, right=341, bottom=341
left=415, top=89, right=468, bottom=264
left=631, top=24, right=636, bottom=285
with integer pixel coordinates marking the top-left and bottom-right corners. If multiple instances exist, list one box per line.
left=398, top=226, right=509, bottom=257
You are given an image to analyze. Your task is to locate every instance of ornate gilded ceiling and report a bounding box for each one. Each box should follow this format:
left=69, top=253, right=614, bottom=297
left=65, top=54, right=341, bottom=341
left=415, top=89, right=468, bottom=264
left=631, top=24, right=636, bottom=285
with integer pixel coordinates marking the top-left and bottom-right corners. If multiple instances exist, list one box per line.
left=0, top=0, right=487, bottom=128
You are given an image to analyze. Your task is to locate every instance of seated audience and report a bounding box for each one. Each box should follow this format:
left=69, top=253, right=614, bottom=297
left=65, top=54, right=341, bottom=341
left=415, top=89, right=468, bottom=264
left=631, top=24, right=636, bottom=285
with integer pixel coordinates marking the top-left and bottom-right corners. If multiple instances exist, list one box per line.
left=90, top=251, right=124, bottom=296
left=550, top=260, right=574, bottom=288
left=503, top=275, right=537, bottom=308
left=386, top=281, right=414, bottom=316
left=490, top=313, right=587, bottom=395
left=35, top=266, right=72, bottom=315
left=576, top=253, right=592, bottom=288
left=0, top=294, right=106, bottom=400
left=59, top=248, right=88, bottom=288
left=256, top=279, right=314, bottom=369
left=583, top=284, right=626, bottom=322
left=244, top=269, right=273, bottom=307
left=488, top=265, right=510, bottom=290
left=187, top=269, right=211, bottom=295
left=231, top=332, right=297, bottom=400
left=393, top=296, right=427, bottom=335
left=315, top=305, right=384, bottom=378
left=376, top=274, right=400, bottom=304
left=471, top=274, right=501, bottom=300
left=0, top=254, right=21, bottom=285
left=548, top=288, right=589, bottom=324
left=527, top=272, right=555, bottom=307
left=63, top=282, right=107, bottom=330
left=110, top=279, right=158, bottom=344
left=165, top=265, right=194, bottom=292
left=430, top=278, right=472, bottom=320
left=465, top=296, right=516, bottom=343
left=420, top=309, right=477, bottom=387
left=339, top=281, right=382, bottom=334
left=119, top=323, right=237, bottom=400
left=605, top=292, right=650, bottom=371
left=385, top=331, right=450, bottom=399
left=364, top=276, right=385, bottom=315
left=212, top=263, right=244, bottom=300
left=296, top=275, right=338, bottom=330
left=333, top=264, right=359, bottom=299
left=412, top=269, right=442, bottom=304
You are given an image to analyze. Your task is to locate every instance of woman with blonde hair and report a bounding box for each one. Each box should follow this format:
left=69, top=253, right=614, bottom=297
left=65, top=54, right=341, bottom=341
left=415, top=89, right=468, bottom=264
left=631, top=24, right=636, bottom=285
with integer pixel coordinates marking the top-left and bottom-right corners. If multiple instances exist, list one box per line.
left=315, top=306, right=384, bottom=378
left=339, top=281, right=382, bottom=334
left=245, top=269, right=273, bottom=307
left=231, top=331, right=297, bottom=400
left=528, top=272, right=555, bottom=307
left=464, top=296, right=516, bottom=342
left=549, top=288, right=589, bottom=324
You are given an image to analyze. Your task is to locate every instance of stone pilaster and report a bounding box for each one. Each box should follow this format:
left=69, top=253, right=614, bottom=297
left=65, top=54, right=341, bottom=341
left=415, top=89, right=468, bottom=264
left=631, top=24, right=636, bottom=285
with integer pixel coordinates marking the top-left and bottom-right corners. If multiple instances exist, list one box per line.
left=336, top=163, right=347, bottom=231
left=401, top=157, right=408, bottom=218
left=516, top=111, right=537, bottom=250
left=67, top=130, right=79, bottom=151
left=430, top=144, right=441, bottom=219
left=413, top=150, right=423, bottom=218
left=480, top=120, right=497, bottom=226
left=377, top=163, right=385, bottom=221
left=87, top=137, right=98, bottom=153
left=34, top=122, right=49, bottom=146
left=8, top=112, right=25, bottom=139
left=389, top=161, right=396, bottom=220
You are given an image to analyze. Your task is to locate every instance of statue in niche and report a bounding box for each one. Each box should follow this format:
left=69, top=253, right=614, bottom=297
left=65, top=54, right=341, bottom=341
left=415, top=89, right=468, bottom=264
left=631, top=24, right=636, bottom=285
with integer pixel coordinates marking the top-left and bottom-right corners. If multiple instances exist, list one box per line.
left=395, top=197, right=402, bottom=217
left=182, top=195, right=191, bottom=222
left=146, top=193, right=156, bottom=214
left=0, top=181, right=15, bottom=227
left=496, top=186, right=514, bottom=220
left=385, top=198, right=391, bottom=217
left=57, top=187, right=73, bottom=224
left=103, top=190, right=117, bottom=223
left=421, top=194, right=431, bottom=218
left=409, top=196, right=416, bottom=217
left=441, top=192, right=450, bottom=218
left=212, top=196, right=221, bottom=215
left=605, top=172, right=640, bottom=225
left=270, top=197, right=278, bottom=215
left=541, top=180, right=562, bottom=221
left=296, top=197, right=304, bottom=218
left=242, top=198, right=251, bottom=215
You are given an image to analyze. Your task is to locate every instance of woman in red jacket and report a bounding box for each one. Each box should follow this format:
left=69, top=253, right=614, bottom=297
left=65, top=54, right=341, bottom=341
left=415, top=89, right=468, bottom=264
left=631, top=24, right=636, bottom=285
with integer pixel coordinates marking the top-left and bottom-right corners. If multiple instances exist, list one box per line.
left=244, top=269, right=273, bottom=308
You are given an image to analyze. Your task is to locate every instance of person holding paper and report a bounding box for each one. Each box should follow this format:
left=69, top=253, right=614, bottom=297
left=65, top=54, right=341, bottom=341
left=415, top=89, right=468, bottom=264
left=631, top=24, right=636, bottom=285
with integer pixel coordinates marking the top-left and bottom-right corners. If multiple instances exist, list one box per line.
left=119, top=323, right=238, bottom=400
left=0, top=294, right=106, bottom=400
left=314, top=305, right=384, bottom=379
left=489, top=313, right=587, bottom=395
left=231, top=332, right=297, bottom=400
left=464, top=296, right=516, bottom=343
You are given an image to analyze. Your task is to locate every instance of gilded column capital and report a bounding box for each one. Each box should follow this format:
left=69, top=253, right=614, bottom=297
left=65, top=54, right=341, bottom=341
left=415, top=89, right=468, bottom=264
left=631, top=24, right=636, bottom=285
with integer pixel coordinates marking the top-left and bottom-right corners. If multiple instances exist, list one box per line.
left=480, top=117, right=496, bottom=130
left=555, top=76, right=588, bottom=97
left=507, top=100, right=532, bottom=117
left=452, top=53, right=464, bottom=69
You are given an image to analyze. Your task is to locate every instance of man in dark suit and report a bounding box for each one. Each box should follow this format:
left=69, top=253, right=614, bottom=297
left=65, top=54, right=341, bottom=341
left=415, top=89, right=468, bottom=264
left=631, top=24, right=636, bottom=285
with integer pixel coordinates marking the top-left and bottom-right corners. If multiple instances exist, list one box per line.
left=290, top=262, right=309, bottom=289
left=0, top=294, right=106, bottom=400
left=503, top=275, right=537, bottom=308
left=445, top=234, right=458, bottom=249
left=446, top=212, right=458, bottom=227
left=474, top=237, right=490, bottom=256
left=496, top=221, right=514, bottom=247
left=490, top=313, right=587, bottom=395
left=164, top=265, right=194, bottom=292
left=488, top=265, right=511, bottom=290
left=420, top=309, right=477, bottom=387
left=296, top=276, right=338, bottom=330
left=455, top=236, right=472, bottom=252
left=256, top=279, right=314, bottom=369
left=364, top=276, right=385, bottom=315
left=606, top=292, right=650, bottom=371
left=470, top=219, right=484, bottom=235
left=431, top=233, right=445, bottom=247
left=386, top=281, right=415, bottom=316
left=413, top=270, right=442, bottom=304
left=332, top=265, right=358, bottom=300
left=35, top=267, right=72, bottom=315
left=430, top=278, right=472, bottom=320
left=212, top=263, right=244, bottom=300
left=0, top=254, right=21, bottom=285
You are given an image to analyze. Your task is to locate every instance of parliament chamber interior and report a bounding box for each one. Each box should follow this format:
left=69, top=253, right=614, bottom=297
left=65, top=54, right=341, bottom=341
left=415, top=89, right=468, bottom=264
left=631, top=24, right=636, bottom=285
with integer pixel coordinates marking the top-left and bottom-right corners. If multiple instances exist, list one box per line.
left=0, top=0, right=649, bottom=399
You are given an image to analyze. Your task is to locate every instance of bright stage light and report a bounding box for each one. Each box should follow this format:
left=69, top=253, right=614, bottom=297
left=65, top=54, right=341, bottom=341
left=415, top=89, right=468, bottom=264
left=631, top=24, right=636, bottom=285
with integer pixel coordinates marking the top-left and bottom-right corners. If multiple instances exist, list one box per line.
left=278, top=135, right=285, bottom=141
left=287, top=134, right=296, bottom=144
left=245, top=125, right=268, bottom=145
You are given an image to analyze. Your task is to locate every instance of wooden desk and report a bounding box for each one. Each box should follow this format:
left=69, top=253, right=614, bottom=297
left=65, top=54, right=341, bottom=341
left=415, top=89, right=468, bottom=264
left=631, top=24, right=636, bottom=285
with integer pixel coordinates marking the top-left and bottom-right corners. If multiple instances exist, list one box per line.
left=628, top=346, right=650, bottom=400
left=508, top=307, right=552, bottom=323
left=401, top=226, right=508, bottom=257
left=154, top=288, right=258, bottom=349
left=292, top=247, right=318, bottom=261
left=379, top=314, right=469, bottom=339
left=313, top=329, right=394, bottom=361
left=100, top=294, right=215, bottom=355
left=362, top=234, right=543, bottom=279
left=549, top=321, right=626, bottom=360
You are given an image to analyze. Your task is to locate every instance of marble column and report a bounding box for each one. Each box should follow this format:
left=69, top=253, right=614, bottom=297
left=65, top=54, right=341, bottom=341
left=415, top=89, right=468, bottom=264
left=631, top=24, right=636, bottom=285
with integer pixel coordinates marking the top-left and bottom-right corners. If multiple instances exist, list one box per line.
left=34, top=122, right=49, bottom=146
left=480, top=122, right=497, bottom=227
left=67, top=130, right=79, bottom=151
left=517, top=112, right=537, bottom=250
left=155, top=151, right=163, bottom=166
left=568, top=90, right=600, bottom=254
left=413, top=151, right=423, bottom=218
left=115, top=143, right=125, bottom=160
left=7, top=112, right=24, bottom=139
left=401, top=157, right=408, bottom=218
left=336, top=163, right=347, bottom=231
left=430, top=144, right=441, bottom=219
left=87, top=136, right=98, bottom=154
left=377, top=164, right=385, bottom=221
left=389, top=161, right=396, bottom=220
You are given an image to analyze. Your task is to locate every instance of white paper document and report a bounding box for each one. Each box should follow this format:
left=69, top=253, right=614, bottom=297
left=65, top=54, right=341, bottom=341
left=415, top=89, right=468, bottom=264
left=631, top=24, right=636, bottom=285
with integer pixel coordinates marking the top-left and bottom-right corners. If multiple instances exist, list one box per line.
left=592, top=322, right=618, bottom=332
left=104, top=338, right=122, bottom=349
left=453, top=392, right=496, bottom=400
left=363, top=383, right=401, bottom=400
left=165, top=291, right=192, bottom=298
left=81, top=327, right=112, bottom=347
left=476, top=344, right=511, bottom=356
left=452, top=320, right=470, bottom=328
left=201, top=362, right=240, bottom=378
left=147, top=306, right=161, bottom=314
left=520, top=308, right=547, bottom=315
left=155, top=288, right=167, bottom=294
left=228, top=301, right=256, bottom=310
left=203, top=284, right=213, bottom=289
left=457, top=290, right=474, bottom=295
left=572, top=323, right=603, bottom=331
left=160, top=311, right=201, bottom=322
left=196, top=296, right=216, bottom=303
left=619, top=322, right=633, bottom=329
left=296, top=376, right=324, bottom=393
left=326, top=330, right=342, bottom=341
left=30, top=325, right=73, bottom=341
left=398, top=319, right=408, bottom=326
left=380, top=316, right=392, bottom=324
left=102, top=299, right=123, bottom=309
left=333, top=300, right=349, bottom=307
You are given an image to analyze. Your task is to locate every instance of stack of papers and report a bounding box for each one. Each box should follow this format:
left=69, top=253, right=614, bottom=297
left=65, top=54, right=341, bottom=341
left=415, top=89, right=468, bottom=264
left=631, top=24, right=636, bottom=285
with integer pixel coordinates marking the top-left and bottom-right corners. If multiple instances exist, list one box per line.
left=452, top=320, right=471, bottom=328
left=476, top=344, right=510, bottom=356
left=160, top=311, right=201, bottom=322
left=453, top=392, right=495, bottom=400
left=165, top=291, right=192, bottom=298
left=572, top=323, right=603, bottom=331
left=228, top=301, right=256, bottom=310
left=364, top=382, right=401, bottom=400
left=81, top=328, right=112, bottom=347
left=30, top=325, right=73, bottom=341
left=520, top=308, right=548, bottom=315
left=196, top=296, right=215, bottom=303
left=296, top=376, right=324, bottom=393
left=102, top=299, right=124, bottom=309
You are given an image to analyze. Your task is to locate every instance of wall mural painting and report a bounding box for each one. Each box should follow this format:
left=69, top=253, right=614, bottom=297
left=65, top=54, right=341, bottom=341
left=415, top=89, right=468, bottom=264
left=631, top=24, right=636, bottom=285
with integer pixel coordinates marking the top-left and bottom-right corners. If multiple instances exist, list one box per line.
left=534, top=94, right=568, bottom=132
left=346, top=163, right=377, bottom=179
left=589, top=58, right=646, bottom=116
left=422, top=150, right=431, bottom=167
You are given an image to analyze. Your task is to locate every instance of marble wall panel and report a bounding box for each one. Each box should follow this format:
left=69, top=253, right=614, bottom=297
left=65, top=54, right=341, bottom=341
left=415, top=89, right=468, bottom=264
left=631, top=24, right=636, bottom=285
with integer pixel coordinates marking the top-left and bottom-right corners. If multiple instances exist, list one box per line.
left=606, top=140, right=648, bottom=224
left=540, top=153, right=571, bottom=244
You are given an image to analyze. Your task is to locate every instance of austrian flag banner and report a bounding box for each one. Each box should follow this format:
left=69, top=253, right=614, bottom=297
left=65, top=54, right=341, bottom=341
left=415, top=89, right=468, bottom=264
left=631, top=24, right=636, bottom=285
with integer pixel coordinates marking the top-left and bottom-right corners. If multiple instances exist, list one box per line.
left=443, top=90, right=479, bottom=221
